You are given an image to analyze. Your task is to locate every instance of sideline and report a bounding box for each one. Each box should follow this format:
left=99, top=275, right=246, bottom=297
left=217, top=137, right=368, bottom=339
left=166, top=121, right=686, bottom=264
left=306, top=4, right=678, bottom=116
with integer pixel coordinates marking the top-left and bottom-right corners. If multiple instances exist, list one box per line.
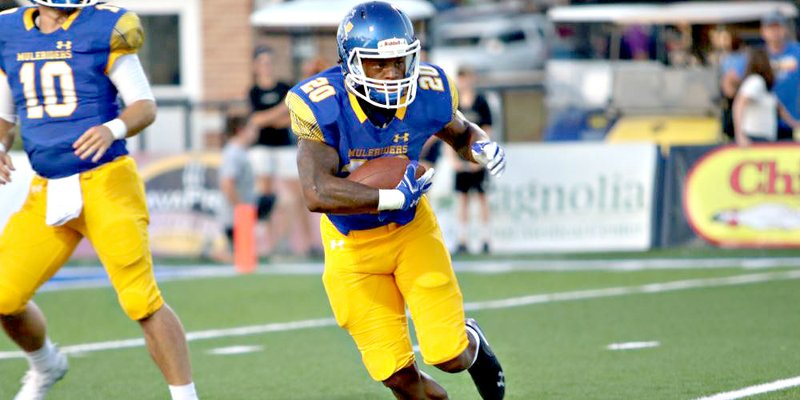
left=42, top=257, right=800, bottom=292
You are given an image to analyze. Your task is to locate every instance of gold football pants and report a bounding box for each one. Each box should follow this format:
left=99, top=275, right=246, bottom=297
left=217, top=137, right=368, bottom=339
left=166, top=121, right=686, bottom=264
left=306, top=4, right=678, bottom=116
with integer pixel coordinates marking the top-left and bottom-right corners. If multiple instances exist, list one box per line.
left=0, top=156, right=163, bottom=320
left=320, top=198, right=469, bottom=381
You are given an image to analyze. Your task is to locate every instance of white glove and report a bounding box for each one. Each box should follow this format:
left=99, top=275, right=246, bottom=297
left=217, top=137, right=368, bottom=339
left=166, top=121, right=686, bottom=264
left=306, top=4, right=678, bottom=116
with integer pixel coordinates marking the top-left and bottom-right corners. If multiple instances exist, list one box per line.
left=470, top=140, right=506, bottom=177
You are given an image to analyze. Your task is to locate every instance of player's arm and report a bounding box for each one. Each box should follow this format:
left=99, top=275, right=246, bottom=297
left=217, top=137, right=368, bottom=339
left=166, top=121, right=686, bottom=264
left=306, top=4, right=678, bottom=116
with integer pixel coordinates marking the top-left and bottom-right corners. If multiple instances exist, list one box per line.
left=107, top=11, right=155, bottom=132
left=298, top=137, right=432, bottom=214
left=436, top=111, right=505, bottom=176
left=0, top=70, right=17, bottom=185
left=721, top=69, right=741, bottom=100
left=220, top=177, right=239, bottom=205
left=297, top=138, right=382, bottom=213
left=289, top=92, right=430, bottom=213
left=219, top=154, right=241, bottom=205
left=74, top=11, right=155, bottom=162
left=435, top=75, right=505, bottom=176
left=731, top=90, right=750, bottom=146
left=436, top=111, right=490, bottom=162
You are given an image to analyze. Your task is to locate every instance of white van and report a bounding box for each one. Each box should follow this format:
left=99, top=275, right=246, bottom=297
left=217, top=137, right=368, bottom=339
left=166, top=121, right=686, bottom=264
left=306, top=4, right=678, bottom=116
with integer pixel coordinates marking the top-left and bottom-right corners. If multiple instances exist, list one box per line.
left=429, top=13, right=552, bottom=76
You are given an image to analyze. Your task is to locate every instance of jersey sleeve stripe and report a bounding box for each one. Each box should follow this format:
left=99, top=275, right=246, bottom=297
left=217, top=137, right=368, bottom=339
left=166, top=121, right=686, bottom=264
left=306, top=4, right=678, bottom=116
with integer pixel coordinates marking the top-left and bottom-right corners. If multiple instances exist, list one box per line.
left=446, top=72, right=459, bottom=120
left=286, top=92, right=325, bottom=142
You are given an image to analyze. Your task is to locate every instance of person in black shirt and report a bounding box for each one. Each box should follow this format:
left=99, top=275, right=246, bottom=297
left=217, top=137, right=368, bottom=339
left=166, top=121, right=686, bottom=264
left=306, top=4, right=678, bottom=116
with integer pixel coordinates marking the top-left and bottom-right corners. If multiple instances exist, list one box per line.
left=448, top=67, right=494, bottom=255
left=248, top=46, right=291, bottom=207
left=247, top=47, right=294, bottom=254
left=248, top=48, right=323, bottom=258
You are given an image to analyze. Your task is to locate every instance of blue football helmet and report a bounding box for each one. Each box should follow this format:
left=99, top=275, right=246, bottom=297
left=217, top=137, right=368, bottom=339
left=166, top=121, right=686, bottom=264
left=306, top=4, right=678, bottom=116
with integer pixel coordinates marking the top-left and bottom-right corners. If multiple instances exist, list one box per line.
left=30, top=0, right=99, bottom=8
left=337, top=1, right=421, bottom=109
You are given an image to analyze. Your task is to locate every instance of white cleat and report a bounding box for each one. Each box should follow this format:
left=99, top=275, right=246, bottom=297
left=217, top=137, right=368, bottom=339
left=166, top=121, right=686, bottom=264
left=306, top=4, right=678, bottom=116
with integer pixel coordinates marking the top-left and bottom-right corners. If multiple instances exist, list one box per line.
left=14, top=349, right=68, bottom=400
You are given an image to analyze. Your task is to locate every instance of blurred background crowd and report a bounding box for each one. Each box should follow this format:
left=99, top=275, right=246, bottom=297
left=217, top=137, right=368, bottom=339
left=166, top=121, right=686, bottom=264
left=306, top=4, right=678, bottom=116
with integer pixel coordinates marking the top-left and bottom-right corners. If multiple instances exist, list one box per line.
left=2, top=0, right=799, bottom=261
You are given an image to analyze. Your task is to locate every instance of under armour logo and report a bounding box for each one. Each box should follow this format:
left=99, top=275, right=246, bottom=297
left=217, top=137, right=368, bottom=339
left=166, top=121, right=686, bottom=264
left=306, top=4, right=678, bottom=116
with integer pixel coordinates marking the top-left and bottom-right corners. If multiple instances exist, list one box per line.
left=330, top=239, right=344, bottom=250
left=56, top=41, right=72, bottom=50
left=393, top=133, right=409, bottom=143
left=497, top=371, right=505, bottom=388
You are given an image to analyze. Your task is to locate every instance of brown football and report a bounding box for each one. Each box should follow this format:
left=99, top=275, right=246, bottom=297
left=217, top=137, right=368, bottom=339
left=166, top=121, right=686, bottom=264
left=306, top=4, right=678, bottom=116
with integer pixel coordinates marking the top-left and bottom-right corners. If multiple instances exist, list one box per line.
left=346, top=157, right=427, bottom=189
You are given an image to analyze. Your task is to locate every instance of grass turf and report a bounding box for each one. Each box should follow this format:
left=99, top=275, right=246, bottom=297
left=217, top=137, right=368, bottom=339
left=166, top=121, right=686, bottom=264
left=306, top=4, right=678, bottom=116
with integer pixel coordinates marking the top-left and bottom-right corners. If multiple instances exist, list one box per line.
left=0, top=265, right=798, bottom=399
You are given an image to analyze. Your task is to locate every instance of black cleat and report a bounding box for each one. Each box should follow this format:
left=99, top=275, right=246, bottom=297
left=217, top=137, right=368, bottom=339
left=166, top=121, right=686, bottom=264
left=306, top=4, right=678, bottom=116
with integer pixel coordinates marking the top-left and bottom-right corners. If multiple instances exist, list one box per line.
left=465, top=318, right=505, bottom=400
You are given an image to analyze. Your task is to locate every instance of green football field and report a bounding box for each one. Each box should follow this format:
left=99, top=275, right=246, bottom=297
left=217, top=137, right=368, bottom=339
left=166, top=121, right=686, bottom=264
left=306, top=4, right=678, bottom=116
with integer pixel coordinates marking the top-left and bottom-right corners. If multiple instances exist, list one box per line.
left=1, top=258, right=799, bottom=399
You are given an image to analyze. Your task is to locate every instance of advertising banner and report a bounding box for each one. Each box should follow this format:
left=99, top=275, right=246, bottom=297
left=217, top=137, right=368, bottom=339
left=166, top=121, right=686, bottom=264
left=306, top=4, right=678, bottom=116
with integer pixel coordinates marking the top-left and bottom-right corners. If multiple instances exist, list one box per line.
left=489, top=143, right=658, bottom=252
left=4, top=144, right=659, bottom=257
left=658, top=145, right=717, bottom=247
left=685, top=144, right=800, bottom=247
left=0, top=152, right=226, bottom=259
left=137, top=152, right=225, bottom=257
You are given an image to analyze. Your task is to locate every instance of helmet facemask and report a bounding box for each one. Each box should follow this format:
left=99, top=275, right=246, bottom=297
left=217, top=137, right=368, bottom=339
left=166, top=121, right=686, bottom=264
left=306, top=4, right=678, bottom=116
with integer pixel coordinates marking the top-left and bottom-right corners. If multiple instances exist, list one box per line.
left=344, top=39, right=421, bottom=109
left=30, top=0, right=99, bottom=8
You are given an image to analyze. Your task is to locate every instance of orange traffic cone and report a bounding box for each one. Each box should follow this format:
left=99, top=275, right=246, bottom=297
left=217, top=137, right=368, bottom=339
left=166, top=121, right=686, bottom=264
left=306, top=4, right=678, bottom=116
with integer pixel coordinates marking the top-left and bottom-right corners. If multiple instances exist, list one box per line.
left=234, top=204, right=257, bottom=273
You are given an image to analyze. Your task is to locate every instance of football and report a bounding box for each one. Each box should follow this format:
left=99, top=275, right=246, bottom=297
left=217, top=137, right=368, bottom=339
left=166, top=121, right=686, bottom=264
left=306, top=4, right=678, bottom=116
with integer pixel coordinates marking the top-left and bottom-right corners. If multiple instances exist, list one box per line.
left=346, top=157, right=427, bottom=189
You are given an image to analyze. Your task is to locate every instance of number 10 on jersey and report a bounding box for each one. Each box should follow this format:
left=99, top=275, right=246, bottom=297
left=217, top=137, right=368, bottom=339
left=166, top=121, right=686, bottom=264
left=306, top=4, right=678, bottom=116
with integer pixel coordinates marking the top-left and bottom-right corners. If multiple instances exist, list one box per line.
left=20, top=61, right=78, bottom=119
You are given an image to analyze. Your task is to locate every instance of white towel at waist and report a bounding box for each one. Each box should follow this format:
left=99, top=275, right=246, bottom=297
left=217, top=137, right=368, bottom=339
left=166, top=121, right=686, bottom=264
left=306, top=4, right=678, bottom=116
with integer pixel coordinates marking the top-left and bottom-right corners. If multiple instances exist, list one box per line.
left=45, top=174, right=83, bottom=226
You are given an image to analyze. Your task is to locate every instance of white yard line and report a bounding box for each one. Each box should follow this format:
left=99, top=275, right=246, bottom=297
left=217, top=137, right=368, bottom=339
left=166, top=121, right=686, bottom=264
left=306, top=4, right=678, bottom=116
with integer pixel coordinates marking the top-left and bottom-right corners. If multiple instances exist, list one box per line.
left=0, top=318, right=336, bottom=360
left=606, top=341, right=660, bottom=351
left=693, top=376, right=800, bottom=400
left=465, top=270, right=800, bottom=311
left=3, top=270, right=799, bottom=361
left=206, top=345, right=264, bottom=356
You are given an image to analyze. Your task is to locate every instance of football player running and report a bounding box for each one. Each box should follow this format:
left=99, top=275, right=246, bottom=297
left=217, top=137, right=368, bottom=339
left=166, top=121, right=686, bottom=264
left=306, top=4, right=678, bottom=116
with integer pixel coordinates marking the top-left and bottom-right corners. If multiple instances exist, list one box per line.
left=287, top=2, right=506, bottom=399
left=0, top=1, right=197, bottom=399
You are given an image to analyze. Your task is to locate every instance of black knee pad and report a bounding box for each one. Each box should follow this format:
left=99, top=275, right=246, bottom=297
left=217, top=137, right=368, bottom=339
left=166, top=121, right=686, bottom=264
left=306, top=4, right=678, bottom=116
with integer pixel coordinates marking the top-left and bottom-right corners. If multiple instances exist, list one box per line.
left=257, top=194, right=277, bottom=220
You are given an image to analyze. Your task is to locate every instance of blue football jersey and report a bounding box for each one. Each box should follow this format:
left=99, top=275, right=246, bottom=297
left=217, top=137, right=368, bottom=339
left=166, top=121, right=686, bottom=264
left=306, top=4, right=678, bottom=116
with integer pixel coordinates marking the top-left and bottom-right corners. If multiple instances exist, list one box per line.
left=286, top=63, right=458, bottom=234
left=0, top=4, right=142, bottom=178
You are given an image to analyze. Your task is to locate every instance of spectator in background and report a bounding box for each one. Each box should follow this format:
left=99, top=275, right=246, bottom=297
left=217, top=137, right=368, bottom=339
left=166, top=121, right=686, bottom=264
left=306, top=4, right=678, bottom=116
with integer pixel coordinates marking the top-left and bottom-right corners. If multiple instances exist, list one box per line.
left=248, top=46, right=291, bottom=226
left=622, top=24, right=651, bottom=61
left=449, top=67, right=493, bottom=255
left=717, top=30, right=746, bottom=140
left=300, top=56, right=329, bottom=79
left=733, top=47, right=800, bottom=146
left=270, top=56, right=330, bottom=259
left=725, top=11, right=800, bottom=141
left=664, top=24, right=703, bottom=67
left=247, top=47, right=303, bottom=257
left=216, top=115, right=258, bottom=263
left=761, top=11, right=800, bottom=141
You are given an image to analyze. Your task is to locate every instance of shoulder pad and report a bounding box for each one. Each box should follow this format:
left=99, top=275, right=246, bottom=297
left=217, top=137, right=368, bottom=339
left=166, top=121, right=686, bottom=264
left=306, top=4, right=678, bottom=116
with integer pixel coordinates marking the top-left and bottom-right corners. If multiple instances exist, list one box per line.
left=286, top=91, right=325, bottom=142
left=291, top=76, right=345, bottom=126
left=415, top=63, right=458, bottom=125
left=111, top=11, right=144, bottom=53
